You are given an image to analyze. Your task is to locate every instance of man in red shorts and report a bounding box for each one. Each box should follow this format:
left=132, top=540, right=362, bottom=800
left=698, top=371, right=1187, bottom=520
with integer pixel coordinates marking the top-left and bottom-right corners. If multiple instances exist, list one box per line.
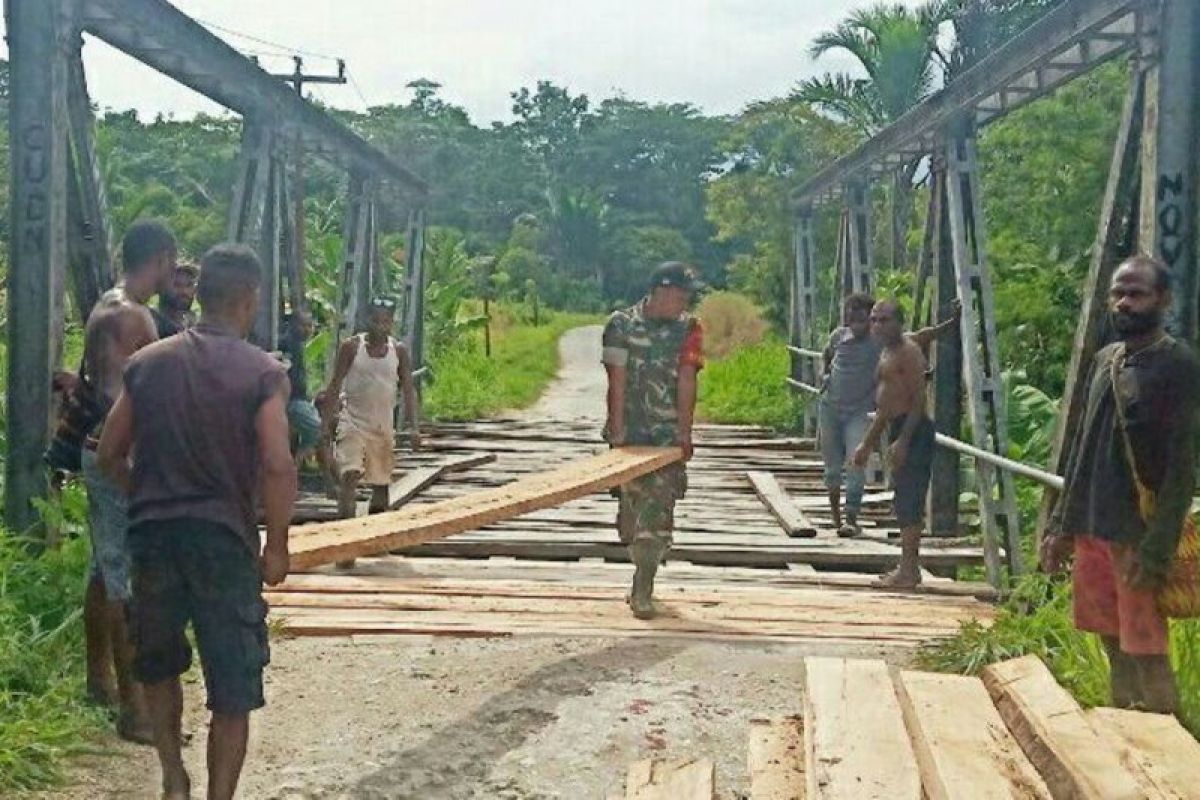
left=1042, top=255, right=1199, bottom=714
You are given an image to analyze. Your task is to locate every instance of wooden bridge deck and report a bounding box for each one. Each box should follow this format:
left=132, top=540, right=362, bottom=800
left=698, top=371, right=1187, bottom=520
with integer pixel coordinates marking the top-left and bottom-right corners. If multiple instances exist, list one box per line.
left=292, top=418, right=988, bottom=575
left=278, top=419, right=996, bottom=647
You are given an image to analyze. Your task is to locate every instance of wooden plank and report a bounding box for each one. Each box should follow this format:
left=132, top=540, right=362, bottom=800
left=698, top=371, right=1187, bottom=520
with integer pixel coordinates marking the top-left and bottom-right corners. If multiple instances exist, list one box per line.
left=895, top=671, right=1050, bottom=800
left=981, top=656, right=1152, bottom=799
left=625, top=758, right=715, bottom=799
left=747, top=717, right=805, bottom=800
left=747, top=471, right=818, bottom=538
left=1087, top=707, right=1200, bottom=797
left=441, top=452, right=497, bottom=472
left=388, top=467, right=442, bottom=509
left=288, top=447, right=682, bottom=569
left=801, top=657, right=920, bottom=799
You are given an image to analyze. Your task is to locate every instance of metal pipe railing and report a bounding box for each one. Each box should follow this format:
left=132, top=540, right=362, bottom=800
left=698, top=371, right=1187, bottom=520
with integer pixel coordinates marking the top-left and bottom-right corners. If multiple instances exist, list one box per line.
left=786, top=345, right=824, bottom=360
left=784, top=377, right=1064, bottom=490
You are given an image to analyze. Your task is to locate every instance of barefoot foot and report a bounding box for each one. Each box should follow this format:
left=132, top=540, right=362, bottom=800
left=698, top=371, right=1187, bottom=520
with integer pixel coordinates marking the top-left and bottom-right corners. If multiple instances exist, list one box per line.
left=872, top=566, right=922, bottom=589
left=117, top=711, right=155, bottom=746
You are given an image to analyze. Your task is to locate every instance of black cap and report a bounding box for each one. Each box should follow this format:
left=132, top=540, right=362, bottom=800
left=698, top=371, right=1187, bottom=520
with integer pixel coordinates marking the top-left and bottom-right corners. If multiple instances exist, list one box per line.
left=649, top=262, right=702, bottom=292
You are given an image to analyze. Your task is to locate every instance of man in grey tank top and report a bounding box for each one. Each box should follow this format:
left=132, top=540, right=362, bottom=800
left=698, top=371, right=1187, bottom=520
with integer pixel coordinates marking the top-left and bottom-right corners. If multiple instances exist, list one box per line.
left=819, top=294, right=881, bottom=537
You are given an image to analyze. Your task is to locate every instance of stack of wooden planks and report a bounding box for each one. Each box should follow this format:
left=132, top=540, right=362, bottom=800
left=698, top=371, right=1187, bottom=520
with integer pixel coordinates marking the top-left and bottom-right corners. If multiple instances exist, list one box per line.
left=615, top=654, right=1200, bottom=798
left=288, top=446, right=680, bottom=570
left=268, top=556, right=995, bottom=646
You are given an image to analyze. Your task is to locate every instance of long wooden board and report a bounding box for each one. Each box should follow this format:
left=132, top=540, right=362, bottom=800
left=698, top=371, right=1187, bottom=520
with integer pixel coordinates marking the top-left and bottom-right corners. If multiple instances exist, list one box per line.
left=981, top=656, right=1153, bottom=799
left=1087, top=707, right=1200, bottom=796
left=289, top=447, right=681, bottom=570
left=625, top=758, right=715, bottom=799
left=802, top=658, right=921, bottom=799
left=747, top=471, right=818, bottom=537
left=747, top=717, right=805, bottom=799
left=895, top=671, right=1050, bottom=799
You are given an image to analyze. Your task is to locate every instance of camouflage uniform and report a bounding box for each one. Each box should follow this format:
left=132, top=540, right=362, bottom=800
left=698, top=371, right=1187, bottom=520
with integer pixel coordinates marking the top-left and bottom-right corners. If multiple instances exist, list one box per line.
left=602, top=300, right=704, bottom=547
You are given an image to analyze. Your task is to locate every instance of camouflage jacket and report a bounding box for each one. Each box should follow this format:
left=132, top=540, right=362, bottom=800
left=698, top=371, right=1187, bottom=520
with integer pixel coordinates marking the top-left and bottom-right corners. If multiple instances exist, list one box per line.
left=601, top=300, right=704, bottom=446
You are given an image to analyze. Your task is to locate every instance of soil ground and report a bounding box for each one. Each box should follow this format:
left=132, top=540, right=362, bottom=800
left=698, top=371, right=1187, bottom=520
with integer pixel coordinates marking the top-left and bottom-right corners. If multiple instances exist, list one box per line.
left=48, top=327, right=924, bottom=799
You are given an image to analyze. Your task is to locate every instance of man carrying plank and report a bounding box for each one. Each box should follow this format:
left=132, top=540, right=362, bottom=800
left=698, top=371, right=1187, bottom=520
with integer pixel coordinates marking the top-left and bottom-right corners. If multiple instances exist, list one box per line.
left=98, top=244, right=297, bottom=800
left=603, top=262, right=704, bottom=619
left=1042, top=256, right=1199, bottom=715
left=851, top=298, right=960, bottom=588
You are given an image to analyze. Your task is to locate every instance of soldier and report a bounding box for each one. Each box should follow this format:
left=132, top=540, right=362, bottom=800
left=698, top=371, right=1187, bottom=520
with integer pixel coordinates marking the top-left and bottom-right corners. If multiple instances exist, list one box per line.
left=602, top=262, right=704, bottom=619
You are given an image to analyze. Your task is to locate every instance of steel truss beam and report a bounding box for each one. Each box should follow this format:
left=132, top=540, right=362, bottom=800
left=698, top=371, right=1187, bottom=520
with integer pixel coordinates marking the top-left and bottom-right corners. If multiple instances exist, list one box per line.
left=793, top=0, right=1148, bottom=207
left=791, top=213, right=819, bottom=434
left=77, top=0, right=428, bottom=198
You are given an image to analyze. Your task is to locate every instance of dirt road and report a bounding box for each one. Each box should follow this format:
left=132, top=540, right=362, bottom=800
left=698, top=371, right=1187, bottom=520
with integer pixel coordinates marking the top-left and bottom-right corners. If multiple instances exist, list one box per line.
left=53, top=327, right=917, bottom=799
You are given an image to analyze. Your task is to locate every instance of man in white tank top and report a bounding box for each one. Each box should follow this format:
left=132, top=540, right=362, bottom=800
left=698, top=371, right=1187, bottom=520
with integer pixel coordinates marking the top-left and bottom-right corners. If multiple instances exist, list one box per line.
left=319, top=297, right=421, bottom=524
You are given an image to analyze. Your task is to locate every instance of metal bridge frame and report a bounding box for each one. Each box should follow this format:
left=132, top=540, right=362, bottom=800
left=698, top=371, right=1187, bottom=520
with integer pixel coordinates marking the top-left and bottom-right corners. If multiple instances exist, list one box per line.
left=789, top=0, right=1199, bottom=585
left=4, top=0, right=433, bottom=530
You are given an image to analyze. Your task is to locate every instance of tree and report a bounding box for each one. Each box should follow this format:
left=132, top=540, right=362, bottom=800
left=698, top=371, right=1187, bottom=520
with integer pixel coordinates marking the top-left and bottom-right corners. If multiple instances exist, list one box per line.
left=794, top=2, right=950, bottom=270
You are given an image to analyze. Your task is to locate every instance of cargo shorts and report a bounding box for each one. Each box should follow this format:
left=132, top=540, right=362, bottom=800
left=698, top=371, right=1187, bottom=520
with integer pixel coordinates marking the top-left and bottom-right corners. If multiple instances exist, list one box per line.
left=616, top=463, right=687, bottom=546
left=128, top=518, right=270, bottom=715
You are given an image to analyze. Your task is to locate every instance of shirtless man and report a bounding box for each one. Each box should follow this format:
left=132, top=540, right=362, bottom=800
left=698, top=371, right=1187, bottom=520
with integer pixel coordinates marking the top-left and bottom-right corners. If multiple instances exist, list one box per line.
left=853, top=298, right=960, bottom=588
left=81, top=219, right=177, bottom=740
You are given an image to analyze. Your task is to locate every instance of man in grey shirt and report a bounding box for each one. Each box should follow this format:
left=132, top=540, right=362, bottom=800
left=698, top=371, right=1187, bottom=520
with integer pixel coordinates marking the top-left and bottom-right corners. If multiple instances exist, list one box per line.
left=819, top=293, right=880, bottom=537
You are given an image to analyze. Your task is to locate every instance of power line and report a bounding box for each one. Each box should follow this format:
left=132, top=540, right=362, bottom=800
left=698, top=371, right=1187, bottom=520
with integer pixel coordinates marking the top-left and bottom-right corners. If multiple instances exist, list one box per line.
left=193, top=15, right=340, bottom=62
left=347, top=70, right=372, bottom=108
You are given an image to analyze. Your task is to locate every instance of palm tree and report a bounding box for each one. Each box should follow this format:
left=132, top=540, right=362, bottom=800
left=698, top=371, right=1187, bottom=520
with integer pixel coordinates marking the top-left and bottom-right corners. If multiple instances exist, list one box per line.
left=795, top=2, right=950, bottom=270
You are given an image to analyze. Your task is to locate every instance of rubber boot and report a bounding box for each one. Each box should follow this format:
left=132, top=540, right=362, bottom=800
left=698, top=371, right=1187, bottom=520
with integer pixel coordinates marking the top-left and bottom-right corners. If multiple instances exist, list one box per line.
left=1136, top=655, right=1179, bottom=715
left=628, top=538, right=667, bottom=620
left=1103, top=637, right=1141, bottom=709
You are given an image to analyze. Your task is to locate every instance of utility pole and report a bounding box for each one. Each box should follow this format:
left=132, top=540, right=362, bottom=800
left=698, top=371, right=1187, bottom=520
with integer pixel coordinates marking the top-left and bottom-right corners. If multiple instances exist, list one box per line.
left=269, top=56, right=347, bottom=313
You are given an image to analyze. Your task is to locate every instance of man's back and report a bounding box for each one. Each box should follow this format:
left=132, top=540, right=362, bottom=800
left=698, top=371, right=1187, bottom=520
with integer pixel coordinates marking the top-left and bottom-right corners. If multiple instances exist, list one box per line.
left=124, top=324, right=287, bottom=550
left=85, top=288, right=158, bottom=402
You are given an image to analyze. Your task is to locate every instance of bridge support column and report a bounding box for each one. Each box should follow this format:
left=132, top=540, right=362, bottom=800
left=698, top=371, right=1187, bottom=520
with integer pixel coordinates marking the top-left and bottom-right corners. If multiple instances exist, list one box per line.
left=5, top=0, right=72, bottom=532
left=402, top=207, right=428, bottom=373
left=927, top=165, right=963, bottom=538
left=844, top=180, right=874, bottom=295
left=944, top=124, right=1021, bottom=585
left=1140, top=0, right=1200, bottom=341
left=791, top=210, right=819, bottom=434
left=329, top=173, right=374, bottom=374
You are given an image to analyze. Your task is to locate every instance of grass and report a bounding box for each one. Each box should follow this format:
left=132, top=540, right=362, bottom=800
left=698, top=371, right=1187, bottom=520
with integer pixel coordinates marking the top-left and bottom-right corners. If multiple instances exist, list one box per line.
left=423, top=307, right=602, bottom=421
left=697, top=338, right=803, bottom=430
left=0, top=514, right=107, bottom=793
left=920, top=572, right=1200, bottom=735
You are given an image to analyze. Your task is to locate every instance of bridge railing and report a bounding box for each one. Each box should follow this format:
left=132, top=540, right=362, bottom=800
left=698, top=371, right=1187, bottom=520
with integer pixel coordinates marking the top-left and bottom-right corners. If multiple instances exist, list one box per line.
left=784, top=346, right=1064, bottom=492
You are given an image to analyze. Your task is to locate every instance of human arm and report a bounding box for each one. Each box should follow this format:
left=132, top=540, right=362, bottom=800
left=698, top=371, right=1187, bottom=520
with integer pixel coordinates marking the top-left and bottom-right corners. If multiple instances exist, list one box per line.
left=396, top=341, right=421, bottom=450
left=256, top=384, right=297, bottom=586
left=852, top=411, right=889, bottom=468
left=317, top=338, right=357, bottom=436
left=675, top=320, right=704, bottom=460
left=96, top=390, right=135, bottom=494
left=601, top=314, right=629, bottom=445
left=910, top=299, right=962, bottom=348
left=821, top=330, right=838, bottom=381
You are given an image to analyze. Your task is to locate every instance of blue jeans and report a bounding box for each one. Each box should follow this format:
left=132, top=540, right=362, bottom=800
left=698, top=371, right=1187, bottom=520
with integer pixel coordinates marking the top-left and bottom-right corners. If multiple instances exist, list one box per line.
left=82, top=447, right=132, bottom=602
left=818, top=400, right=869, bottom=518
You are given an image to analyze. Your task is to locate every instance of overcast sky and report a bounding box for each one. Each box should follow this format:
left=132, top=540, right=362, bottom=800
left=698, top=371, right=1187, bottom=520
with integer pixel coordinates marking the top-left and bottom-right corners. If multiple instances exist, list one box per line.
left=1, top=1, right=891, bottom=124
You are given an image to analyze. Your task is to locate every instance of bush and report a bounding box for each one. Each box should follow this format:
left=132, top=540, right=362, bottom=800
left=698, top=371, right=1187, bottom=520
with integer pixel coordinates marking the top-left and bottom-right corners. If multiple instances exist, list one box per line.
left=0, top=514, right=105, bottom=792
left=695, top=291, right=768, bottom=360
left=697, top=338, right=802, bottom=429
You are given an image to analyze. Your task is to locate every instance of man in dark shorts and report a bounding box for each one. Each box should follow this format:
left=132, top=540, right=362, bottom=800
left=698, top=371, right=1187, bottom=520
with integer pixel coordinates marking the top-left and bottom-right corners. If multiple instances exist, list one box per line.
left=853, top=299, right=960, bottom=587
left=98, top=244, right=296, bottom=800
left=1043, top=256, right=1199, bottom=714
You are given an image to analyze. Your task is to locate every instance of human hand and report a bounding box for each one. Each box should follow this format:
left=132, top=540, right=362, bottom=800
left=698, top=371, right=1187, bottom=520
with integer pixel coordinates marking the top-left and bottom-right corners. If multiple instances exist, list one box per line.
left=888, top=440, right=909, bottom=472
left=1038, top=534, right=1074, bottom=574
left=606, top=424, right=626, bottom=448
left=852, top=444, right=871, bottom=468
left=948, top=299, right=962, bottom=322
left=261, top=543, right=290, bottom=586
left=678, top=436, right=694, bottom=462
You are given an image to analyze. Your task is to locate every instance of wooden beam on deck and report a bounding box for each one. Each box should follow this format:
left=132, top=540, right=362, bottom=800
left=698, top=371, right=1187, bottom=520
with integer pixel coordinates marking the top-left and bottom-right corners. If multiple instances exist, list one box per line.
left=289, top=446, right=681, bottom=569
left=746, top=471, right=817, bottom=538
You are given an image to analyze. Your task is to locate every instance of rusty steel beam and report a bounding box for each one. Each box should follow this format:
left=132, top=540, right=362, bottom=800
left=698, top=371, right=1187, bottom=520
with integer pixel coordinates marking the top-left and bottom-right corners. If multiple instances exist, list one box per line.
left=793, top=0, right=1148, bottom=207
left=78, top=0, right=428, bottom=197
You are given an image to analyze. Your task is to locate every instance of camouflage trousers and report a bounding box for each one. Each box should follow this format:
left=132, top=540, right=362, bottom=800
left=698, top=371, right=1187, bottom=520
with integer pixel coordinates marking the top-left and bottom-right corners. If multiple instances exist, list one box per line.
left=616, top=463, right=687, bottom=546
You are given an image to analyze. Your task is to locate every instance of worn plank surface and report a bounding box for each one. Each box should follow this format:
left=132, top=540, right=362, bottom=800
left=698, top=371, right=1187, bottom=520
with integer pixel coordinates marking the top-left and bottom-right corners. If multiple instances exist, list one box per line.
left=1087, top=707, right=1200, bottom=797
left=747, top=717, right=805, bottom=800
left=625, top=758, right=715, bottom=799
left=747, top=471, right=818, bottom=537
left=267, top=559, right=993, bottom=646
left=802, top=657, right=921, bottom=799
left=981, top=656, right=1153, bottom=799
left=289, top=446, right=681, bottom=569
left=896, top=670, right=1050, bottom=800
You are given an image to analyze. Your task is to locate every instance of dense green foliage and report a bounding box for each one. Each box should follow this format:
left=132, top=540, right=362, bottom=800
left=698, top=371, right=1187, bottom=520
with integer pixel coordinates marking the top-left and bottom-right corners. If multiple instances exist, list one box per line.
left=697, top=340, right=802, bottom=429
